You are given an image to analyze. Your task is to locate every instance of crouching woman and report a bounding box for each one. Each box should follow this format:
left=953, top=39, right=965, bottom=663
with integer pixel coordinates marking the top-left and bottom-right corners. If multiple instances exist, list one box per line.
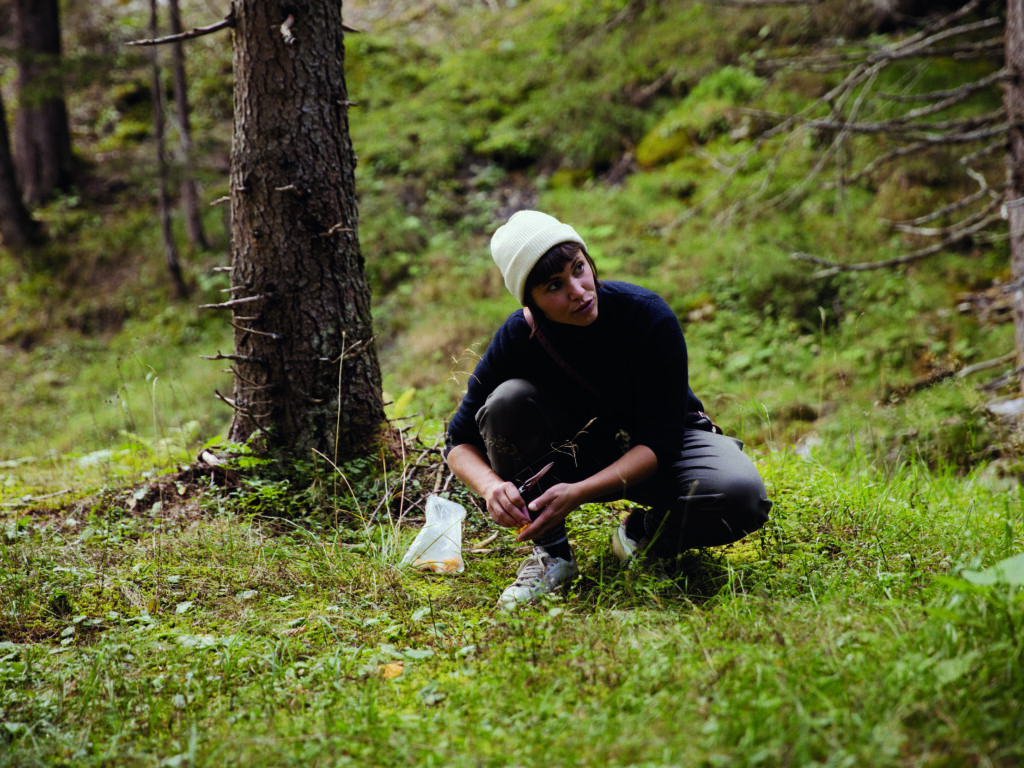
left=445, top=210, right=772, bottom=609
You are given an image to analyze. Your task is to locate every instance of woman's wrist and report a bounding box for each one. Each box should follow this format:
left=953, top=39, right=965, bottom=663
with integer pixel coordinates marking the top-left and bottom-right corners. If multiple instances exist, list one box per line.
left=562, top=481, right=590, bottom=510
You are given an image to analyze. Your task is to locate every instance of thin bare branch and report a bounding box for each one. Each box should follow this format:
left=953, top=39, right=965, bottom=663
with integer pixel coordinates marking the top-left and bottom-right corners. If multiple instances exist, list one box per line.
left=882, top=68, right=1012, bottom=104
left=320, top=222, right=353, bottom=237
left=805, top=112, right=1004, bottom=138
left=762, top=13, right=1001, bottom=72
left=230, top=321, right=284, bottom=340
left=323, top=335, right=378, bottom=364
left=960, top=137, right=1007, bottom=167
left=792, top=205, right=1004, bottom=278
left=201, top=351, right=267, bottom=364
left=127, top=13, right=233, bottom=46
left=882, top=72, right=1010, bottom=123
left=668, top=0, right=1005, bottom=237
left=230, top=366, right=268, bottom=389
left=957, top=353, right=1016, bottom=379
left=768, top=63, right=882, bottom=210
left=837, top=137, right=1004, bottom=189
left=889, top=195, right=1004, bottom=237
left=199, top=295, right=267, bottom=310
left=979, top=366, right=1024, bottom=392
left=885, top=181, right=1006, bottom=230
left=215, top=389, right=272, bottom=419
left=873, top=15, right=1001, bottom=59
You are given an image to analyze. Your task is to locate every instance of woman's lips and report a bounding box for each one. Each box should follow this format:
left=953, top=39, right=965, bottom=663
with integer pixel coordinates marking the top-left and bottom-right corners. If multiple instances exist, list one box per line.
left=574, top=298, right=594, bottom=313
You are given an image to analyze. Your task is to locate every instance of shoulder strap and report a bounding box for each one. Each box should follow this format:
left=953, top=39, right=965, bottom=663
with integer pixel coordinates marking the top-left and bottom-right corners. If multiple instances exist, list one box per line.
left=522, top=307, right=614, bottom=407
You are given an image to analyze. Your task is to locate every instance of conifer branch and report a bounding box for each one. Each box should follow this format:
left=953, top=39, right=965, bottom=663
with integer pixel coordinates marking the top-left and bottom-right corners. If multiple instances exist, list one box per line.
left=127, top=13, right=234, bottom=47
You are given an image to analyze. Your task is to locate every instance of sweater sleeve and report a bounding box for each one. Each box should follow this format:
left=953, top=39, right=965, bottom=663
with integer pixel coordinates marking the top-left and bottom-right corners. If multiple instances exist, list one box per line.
left=444, top=312, right=529, bottom=457
left=624, top=295, right=693, bottom=467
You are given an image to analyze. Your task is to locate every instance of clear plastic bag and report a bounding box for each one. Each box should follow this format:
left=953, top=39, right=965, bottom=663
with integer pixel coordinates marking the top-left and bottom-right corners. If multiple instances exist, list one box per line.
left=400, top=495, right=466, bottom=573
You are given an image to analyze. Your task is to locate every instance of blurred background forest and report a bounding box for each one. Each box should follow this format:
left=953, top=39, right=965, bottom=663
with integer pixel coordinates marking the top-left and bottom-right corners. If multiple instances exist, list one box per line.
left=1, top=0, right=1020, bottom=493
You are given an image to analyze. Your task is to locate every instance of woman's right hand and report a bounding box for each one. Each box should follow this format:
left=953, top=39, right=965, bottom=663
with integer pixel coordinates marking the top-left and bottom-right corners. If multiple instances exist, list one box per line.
left=446, top=444, right=532, bottom=530
left=483, top=480, right=532, bottom=529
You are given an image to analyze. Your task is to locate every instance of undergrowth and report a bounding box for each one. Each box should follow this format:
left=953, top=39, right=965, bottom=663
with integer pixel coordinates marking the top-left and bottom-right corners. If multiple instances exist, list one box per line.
left=2, top=447, right=1022, bottom=767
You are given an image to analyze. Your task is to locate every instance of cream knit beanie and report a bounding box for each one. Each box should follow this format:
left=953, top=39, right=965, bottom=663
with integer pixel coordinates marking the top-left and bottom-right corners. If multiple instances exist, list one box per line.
left=490, top=210, right=587, bottom=304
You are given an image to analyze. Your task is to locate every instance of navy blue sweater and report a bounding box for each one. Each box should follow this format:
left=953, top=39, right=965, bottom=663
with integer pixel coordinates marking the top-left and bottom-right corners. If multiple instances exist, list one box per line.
left=445, top=281, right=704, bottom=467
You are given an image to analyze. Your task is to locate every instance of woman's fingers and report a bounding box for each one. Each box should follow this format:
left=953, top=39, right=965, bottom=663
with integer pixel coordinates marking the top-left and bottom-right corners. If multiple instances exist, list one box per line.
left=488, top=482, right=531, bottom=528
left=514, top=484, right=574, bottom=542
left=515, top=509, right=556, bottom=542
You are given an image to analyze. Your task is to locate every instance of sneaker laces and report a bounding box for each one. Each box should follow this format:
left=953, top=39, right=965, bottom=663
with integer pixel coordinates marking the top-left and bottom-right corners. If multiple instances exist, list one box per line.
left=510, top=552, right=548, bottom=587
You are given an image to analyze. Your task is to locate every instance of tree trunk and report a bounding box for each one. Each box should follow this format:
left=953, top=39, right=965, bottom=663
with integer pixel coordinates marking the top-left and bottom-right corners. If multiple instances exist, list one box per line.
left=0, top=90, right=41, bottom=249
left=168, top=0, right=209, bottom=251
left=1006, top=0, right=1024, bottom=396
left=12, top=0, right=73, bottom=205
left=225, top=0, right=386, bottom=462
left=148, top=0, right=189, bottom=300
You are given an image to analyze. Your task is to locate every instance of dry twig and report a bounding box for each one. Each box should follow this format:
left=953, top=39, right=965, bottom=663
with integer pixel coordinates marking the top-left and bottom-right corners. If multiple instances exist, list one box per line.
left=128, top=14, right=233, bottom=46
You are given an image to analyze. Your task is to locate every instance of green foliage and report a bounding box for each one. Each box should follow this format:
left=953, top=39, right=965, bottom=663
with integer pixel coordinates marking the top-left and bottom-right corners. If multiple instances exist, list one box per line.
left=2, top=452, right=1023, bottom=766
left=637, top=66, right=766, bottom=167
left=692, top=65, right=767, bottom=103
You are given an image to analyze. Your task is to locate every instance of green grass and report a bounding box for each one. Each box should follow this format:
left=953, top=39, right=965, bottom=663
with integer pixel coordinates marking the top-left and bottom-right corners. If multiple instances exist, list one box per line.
left=2, top=450, right=1022, bottom=767
left=2, top=1, right=1023, bottom=765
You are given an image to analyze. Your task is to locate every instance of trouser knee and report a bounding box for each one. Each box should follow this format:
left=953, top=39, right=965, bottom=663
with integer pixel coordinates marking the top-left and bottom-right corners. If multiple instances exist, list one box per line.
left=641, top=432, right=772, bottom=555
left=475, top=379, right=541, bottom=435
left=475, top=379, right=559, bottom=479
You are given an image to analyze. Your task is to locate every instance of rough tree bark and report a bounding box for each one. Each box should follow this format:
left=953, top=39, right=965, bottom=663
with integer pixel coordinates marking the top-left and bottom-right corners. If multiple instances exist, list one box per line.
left=12, top=0, right=73, bottom=205
left=1007, top=0, right=1024, bottom=396
left=222, top=0, right=386, bottom=462
left=0, top=90, right=41, bottom=249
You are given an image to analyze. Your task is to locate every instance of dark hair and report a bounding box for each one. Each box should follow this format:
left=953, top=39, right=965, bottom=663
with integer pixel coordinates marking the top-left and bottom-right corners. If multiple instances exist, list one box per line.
left=522, top=242, right=600, bottom=314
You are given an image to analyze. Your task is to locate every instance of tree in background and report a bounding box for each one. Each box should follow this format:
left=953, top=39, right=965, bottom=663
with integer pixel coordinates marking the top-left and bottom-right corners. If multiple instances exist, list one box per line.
left=1005, top=0, right=1024, bottom=395
left=0, top=89, right=41, bottom=249
left=172, top=2, right=387, bottom=463
left=145, top=0, right=189, bottom=300
left=12, top=0, right=74, bottom=205
left=167, top=0, right=208, bottom=252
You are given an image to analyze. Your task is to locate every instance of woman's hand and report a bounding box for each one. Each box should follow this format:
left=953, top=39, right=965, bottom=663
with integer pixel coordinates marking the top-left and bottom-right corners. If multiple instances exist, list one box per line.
left=447, top=444, right=531, bottom=530
left=515, top=482, right=582, bottom=542
left=483, top=479, right=532, bottom=530
left=448, top=442, right=657, bottom=541
left=512, top=446, right=658, bottom=542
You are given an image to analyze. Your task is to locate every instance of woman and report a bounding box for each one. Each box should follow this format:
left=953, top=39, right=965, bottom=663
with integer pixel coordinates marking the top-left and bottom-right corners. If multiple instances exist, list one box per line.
left=445, top=210, right=771, bottom=609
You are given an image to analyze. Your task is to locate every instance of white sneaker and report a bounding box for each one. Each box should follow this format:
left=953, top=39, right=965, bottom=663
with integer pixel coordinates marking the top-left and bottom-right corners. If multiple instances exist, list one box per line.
left=610, top=522, right=646, bottom=565
left=497, top=546, right=578, bottom=610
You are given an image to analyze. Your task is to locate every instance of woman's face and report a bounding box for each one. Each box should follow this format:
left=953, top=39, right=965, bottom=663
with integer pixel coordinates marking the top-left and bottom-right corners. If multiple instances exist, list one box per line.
left=528, top=251, right=599, bottom=326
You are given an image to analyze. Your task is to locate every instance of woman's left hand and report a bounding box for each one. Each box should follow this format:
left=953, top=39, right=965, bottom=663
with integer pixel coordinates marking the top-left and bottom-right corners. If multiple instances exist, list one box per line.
left=515, top=483, right=581, bottom=542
